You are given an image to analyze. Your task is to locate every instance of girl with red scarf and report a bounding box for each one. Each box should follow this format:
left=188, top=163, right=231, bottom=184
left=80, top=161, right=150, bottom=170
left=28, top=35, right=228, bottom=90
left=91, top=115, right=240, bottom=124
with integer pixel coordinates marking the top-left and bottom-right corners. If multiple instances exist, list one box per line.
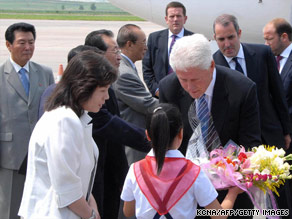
left=121, top=103, right=242, bottom=218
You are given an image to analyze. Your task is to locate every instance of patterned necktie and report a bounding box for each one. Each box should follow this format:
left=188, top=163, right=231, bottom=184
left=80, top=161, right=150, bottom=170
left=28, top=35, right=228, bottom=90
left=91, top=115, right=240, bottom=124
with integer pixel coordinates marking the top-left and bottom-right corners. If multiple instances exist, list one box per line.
left=197, top=94, right=210, bottom=143
left=276, top=55, right=283, bottom=71
left=186, top=94, right=221, bottom=163
left=232, top=57, right=244, bottom=74
left=168, top=35, right=177, bottom=74
left=19, top=68, right=30, bottom=96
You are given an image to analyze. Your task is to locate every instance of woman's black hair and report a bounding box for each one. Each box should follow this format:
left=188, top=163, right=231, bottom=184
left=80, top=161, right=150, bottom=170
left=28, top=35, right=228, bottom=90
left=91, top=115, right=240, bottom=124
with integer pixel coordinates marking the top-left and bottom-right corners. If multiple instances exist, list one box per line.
left=146, top=103, right=183, bottom=175
left=45, top=50, right=117, bottom=117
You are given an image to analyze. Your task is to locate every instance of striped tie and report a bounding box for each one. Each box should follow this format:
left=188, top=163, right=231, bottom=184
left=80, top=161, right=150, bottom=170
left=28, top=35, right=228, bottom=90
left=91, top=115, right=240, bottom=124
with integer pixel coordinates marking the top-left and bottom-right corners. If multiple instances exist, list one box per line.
left=197, top=94, right=209, bottom=143
left=168, top=35, right=177, bottom=74
left=19, top=68, right=30, bottom=96
left=186, top=95, right=221, bottom=163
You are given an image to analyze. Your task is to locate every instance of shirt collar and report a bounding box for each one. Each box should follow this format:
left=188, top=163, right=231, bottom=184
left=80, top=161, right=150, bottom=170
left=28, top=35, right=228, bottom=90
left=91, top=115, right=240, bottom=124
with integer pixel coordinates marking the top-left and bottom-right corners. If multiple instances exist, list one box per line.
left=10, top=57, right=30, bottom=73
left=168, top=28, right=184, bottom=39
left=280, top=43, right=292, bottom=58
left=148, top=148, right=185, bottom=158
left=80, top=111, right=92, bottom=126
left=225, top=43, right=244, bottom=64
left=205, top=67, right=216, bottom=98
left=121, top=53, right=136, bottom=70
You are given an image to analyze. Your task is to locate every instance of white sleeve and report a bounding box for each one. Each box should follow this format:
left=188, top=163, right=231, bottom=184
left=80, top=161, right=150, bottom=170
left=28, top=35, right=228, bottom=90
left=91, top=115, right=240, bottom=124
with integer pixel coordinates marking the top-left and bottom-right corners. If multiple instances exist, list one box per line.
left=121, top=164, right=135, bottom=202
left=194, top=169, right=218, bottom=207
left=45, top=113, right=84, bottom=208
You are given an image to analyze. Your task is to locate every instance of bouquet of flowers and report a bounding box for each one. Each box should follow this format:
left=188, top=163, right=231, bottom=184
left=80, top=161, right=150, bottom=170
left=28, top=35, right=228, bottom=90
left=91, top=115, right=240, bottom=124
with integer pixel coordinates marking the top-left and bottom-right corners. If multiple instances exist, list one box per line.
left=197, top=141, right=292, bottom=217
left=200, top=142, right=292, bottom=195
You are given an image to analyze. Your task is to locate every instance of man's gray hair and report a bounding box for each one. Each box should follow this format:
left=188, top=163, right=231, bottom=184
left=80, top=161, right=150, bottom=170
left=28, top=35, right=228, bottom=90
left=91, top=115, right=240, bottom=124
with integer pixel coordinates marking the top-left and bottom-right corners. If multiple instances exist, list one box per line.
left=170, top=34, right=212, bottom=72
left=213, top=14, right=240, bottom=34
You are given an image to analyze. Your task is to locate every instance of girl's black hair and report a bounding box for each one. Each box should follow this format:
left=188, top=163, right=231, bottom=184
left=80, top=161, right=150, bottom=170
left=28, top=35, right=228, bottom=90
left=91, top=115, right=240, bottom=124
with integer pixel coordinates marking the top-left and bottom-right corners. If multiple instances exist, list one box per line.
left=146, top=103, right=183, bottom=175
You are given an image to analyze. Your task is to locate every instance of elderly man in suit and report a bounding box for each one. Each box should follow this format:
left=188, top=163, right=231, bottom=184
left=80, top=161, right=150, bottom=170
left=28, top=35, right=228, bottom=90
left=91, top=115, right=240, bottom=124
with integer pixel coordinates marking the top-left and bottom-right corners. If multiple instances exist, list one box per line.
left=0, top=22, right=54, bottom=219
left=159, top=34, right=261, bottom=217
left=263, top=18, right=292, bottom=218
left=114, top=24, right=159, bottom=165
left=213, top=14, right=291, bottom=150
left=142, top=1, right=193, bottom=97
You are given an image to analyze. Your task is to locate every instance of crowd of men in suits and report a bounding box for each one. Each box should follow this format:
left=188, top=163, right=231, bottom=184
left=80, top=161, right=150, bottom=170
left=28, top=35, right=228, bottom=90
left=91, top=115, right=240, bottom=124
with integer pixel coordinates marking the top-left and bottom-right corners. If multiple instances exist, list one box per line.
left=1, top=1, right=292, bottom=219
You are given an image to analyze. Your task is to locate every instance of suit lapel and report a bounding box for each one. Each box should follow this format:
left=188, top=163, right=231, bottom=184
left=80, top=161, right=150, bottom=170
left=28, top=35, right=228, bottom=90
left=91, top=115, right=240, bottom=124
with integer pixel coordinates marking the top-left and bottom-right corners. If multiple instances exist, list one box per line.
left=214, top=51, right=229, bottom=67
left=281, top=50, right=292, bottom=81
left=242, top=44, right=259, bottom=83
left=5, top=60, right=28, bottom=102
left=159, top=30, right=169, bottom=72
left=121, top=56, right=138, bottom=75
left=211, top=68, right=229, bottom=135
left=28, top=62, right=40, bottom=105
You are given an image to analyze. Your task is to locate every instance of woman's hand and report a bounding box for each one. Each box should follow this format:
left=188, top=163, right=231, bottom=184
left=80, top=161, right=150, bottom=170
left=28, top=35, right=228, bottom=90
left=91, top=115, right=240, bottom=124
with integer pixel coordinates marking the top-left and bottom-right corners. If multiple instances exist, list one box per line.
left=88, top=194, right=100, bottom=219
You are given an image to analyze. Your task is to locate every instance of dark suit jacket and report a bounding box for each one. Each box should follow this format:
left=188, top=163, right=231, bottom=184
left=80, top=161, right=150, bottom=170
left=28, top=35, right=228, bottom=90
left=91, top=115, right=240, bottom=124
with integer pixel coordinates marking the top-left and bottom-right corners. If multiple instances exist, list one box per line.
left=281, top=50, right=292, bottom=123
left=159, top=65, right=262, bottom=155
left=159, top=65, right=261, bottom=214
left=213, top=43, right=291, bottom=148
left=142, top=28, right=193, bottom=96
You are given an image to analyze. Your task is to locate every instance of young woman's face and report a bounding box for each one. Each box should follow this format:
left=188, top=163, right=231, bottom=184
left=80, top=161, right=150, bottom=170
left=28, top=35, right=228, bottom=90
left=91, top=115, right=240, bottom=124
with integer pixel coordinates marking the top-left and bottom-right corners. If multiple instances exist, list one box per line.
left=82, top=85, right=110, bottom=113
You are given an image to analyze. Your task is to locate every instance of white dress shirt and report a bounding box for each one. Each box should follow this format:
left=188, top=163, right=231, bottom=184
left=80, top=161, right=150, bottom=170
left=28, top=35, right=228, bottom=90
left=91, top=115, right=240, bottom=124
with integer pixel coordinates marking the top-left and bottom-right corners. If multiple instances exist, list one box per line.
left=121, top=149, right=218, bottom=219
left=224, top=44, right=248, bottom=76
left=168, top=28, right=185, bottom=55
left=18, top=106, right=99, bottom=219
left=10, top=57, right=30, bottom=81
left=200, top=68, right=216, bottom=111
left=278, top=43, right=292, bottom=73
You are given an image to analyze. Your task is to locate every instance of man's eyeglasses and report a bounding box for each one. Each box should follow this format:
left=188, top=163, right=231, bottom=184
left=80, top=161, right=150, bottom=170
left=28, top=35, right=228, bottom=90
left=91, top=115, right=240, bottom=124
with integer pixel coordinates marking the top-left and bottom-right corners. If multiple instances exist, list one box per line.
left=109, top=49, right=121, bottom=55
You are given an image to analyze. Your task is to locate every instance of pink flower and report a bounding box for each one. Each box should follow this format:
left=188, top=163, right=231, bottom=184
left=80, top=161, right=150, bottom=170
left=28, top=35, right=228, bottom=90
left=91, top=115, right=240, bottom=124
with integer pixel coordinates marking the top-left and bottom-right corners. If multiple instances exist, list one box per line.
left=238, top=152, right=247, bottom=163
left=261, top=174, right=268, bottom=181
left=246, top=181, right=253, bottom=188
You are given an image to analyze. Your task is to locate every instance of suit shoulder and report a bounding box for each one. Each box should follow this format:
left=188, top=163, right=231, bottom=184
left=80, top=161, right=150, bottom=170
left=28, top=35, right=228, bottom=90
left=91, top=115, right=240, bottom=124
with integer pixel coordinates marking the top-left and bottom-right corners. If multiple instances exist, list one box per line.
left=149, top=29, right=168, bottom=38
left=216, top=65, right=255, bottom=86
left=243, top=43, right=271, bottom=53
left=213, top=50, right=222, bottom=58
left=118, top=60, right=135, bottom=76
left=184, top=29, right=194, bottom=35
left=160, top=72, right=180, bottom=89
left=30, top=61, right=53, bottom=73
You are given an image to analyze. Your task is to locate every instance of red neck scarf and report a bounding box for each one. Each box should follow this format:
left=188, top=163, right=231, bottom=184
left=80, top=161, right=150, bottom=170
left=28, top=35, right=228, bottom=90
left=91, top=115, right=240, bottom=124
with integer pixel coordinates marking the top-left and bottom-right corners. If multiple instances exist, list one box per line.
left=134, top=155, right=200, bottom=215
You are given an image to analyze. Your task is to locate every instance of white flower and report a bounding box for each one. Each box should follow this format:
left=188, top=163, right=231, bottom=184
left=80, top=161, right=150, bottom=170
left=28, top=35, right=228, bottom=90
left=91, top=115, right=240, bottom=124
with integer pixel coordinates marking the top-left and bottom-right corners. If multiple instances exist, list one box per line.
left=271, top=147, right=285, bottom=157
left=261, top=169, right=270, bottom=175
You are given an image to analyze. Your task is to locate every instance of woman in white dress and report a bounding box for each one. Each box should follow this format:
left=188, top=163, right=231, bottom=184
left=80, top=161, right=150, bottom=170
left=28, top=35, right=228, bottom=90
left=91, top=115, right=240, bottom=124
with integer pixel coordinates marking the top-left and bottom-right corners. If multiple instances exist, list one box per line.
left=18, top=50, right=117, bottom=219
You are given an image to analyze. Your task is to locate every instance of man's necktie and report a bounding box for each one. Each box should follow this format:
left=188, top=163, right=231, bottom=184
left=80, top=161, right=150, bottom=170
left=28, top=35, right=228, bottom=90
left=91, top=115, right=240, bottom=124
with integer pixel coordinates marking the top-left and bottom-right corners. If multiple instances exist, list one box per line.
left=276, top=55, right=283, bottom=71
left=197, top=94, right=209, bottom=143
left=186, top=94, right=221, bottom=162
left=168, top=35, right=177, bottom=74
left=19, top=68, right=30, bottom=96
left=232, top=57, right=244, bottom=74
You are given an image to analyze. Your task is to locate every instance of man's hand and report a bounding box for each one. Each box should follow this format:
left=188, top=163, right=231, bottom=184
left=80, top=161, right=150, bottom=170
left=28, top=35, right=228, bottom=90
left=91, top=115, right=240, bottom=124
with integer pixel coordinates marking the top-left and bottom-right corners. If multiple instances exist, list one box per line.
left=284, top=134, right=291, bottom=150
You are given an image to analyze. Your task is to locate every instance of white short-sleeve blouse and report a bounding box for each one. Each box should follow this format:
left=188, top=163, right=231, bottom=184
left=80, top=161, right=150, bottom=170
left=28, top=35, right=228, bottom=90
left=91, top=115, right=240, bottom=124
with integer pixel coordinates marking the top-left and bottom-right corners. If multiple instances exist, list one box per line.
left=121, top=149, right=218, bottom=219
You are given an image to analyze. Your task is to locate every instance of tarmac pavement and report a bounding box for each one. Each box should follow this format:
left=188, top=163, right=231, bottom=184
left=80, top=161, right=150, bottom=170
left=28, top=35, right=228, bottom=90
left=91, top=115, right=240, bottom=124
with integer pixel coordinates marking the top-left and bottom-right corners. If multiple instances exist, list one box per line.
left=0, top=19, right=164, bottom=80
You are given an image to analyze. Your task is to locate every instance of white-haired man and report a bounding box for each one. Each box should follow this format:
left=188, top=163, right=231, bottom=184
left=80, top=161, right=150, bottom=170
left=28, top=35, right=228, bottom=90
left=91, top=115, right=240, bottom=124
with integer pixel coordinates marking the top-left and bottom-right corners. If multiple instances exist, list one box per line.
left=159, top=34, right=261, bottom=215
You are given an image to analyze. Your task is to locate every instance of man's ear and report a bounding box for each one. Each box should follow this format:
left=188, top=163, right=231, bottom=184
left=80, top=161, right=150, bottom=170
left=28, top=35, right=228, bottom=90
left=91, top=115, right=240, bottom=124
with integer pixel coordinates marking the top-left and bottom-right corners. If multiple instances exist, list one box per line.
left=6, top=41, right=12, bottom=52
left=126, top=40, right=132, bottom=48
left=145, top=130, right=151, bottom=141
left=281, top=32, right=289, bottom=42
